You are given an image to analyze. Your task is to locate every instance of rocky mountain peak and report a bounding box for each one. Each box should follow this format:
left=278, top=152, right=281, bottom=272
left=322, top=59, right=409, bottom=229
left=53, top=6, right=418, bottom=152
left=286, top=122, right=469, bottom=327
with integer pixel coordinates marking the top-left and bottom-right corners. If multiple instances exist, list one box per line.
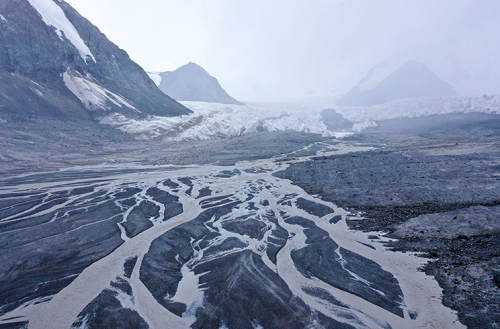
left=337, top=60, right=457, bottom=106
left=149, top=62, right=243, bottom=105
left=0, top=0, right=191, bottom=120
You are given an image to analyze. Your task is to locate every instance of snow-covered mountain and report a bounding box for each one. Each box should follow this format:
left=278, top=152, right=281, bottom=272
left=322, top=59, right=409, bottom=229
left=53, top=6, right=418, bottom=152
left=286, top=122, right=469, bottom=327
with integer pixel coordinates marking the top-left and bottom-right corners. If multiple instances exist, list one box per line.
left=148, top=62, right=243, bottom=105
left=337, top=60, right=457, bottom=106
left=0, top=0, right=190, bottom=120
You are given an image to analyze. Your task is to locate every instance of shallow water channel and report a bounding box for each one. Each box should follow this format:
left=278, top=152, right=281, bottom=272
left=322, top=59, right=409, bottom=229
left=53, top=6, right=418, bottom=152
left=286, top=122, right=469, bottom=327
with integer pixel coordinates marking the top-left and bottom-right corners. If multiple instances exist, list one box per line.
left=0, top=141, right=464, bottom=328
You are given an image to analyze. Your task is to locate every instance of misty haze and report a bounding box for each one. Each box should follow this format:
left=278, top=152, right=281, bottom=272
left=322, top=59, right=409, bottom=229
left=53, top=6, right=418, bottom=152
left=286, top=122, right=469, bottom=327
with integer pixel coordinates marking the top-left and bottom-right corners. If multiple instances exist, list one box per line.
left=0, top=1, right=499, bottom=329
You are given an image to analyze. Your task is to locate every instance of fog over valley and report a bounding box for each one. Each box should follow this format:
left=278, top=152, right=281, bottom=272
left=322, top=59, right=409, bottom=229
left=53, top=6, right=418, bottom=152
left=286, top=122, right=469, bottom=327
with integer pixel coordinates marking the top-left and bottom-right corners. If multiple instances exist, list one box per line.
left=65, top=0, right=500, bottom=102
left=0, top=1, right=499, bottom=329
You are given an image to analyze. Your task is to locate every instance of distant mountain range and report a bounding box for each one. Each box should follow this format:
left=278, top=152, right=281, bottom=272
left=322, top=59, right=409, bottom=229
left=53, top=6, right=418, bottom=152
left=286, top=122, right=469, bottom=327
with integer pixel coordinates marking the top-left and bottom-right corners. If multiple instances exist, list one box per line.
left=0, top=0, right=190, bottom=120
left=148, top=62, right=243, bottom=105
left=337, top=60, right=457, bottom=106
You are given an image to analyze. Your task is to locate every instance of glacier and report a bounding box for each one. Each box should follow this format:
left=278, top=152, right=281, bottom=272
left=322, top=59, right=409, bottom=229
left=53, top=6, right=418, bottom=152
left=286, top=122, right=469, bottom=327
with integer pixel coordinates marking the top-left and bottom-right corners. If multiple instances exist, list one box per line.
left=99, top=94, right=500, bottom=141
left=99, top=102, right=342, bottom=141
left=335, top=93, right=500, bottom=123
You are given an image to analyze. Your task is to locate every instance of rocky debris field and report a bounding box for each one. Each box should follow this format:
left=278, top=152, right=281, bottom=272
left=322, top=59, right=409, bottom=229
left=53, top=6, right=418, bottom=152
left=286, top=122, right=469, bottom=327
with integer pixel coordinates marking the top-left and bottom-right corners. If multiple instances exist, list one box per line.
left=275, top=113, right=500, bottom=328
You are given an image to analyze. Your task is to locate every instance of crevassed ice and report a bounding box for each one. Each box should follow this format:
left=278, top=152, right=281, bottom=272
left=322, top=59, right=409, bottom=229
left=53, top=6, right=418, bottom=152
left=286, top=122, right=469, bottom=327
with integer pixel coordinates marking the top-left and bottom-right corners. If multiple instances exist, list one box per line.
left=99, top=94, right=500, bottom=140
left=100, top=102, right=340, bottom=141
left=27, top=0, right=96, bottom=62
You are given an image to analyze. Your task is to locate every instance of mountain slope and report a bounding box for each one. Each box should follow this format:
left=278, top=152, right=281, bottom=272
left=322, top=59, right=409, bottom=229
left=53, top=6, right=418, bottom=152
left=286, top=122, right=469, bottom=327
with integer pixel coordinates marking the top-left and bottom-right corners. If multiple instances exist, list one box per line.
left=149, top=62, right=243, bottom=105
left=0, top=0, right=191, bottom=120
left=337, top=60, right=457, bottom=106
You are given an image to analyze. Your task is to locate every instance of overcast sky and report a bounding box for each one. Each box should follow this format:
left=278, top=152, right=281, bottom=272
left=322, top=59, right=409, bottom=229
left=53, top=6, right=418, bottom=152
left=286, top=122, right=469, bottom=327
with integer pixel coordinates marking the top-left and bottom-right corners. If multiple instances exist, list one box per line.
left=65, top=0, right=500, bottom=102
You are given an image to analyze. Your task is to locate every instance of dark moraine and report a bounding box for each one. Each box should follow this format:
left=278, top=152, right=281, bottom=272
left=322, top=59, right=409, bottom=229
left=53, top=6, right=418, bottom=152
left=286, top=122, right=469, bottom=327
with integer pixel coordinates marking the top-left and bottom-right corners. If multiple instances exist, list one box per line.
left=123, top=256, right=139, bottom=279
left=0, top=323, right=28, bottom=329
left=263, top=211, right=289, bottom=265
left=71, top=278, right=149, bottom=329
left=196, top=187, right=212, bottom=198
left=178, top=177, right=194, bottom=196
left=221, top=216, right=268, bottom=240
left=121, top=201, right=158, bottom=238
left=146, top=186, right=184, bottom=220
left=295, top=197, right=335, bottom=218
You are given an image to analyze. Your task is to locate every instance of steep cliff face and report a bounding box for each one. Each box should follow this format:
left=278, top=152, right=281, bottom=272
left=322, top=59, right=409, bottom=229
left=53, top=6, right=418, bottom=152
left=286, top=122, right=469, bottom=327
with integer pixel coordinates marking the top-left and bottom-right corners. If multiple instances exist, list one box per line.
left=337, top=60, right=457, bottom=107
left=149, top=62, right=243, bottom=105
left=0, top=0, right=191, bottom=120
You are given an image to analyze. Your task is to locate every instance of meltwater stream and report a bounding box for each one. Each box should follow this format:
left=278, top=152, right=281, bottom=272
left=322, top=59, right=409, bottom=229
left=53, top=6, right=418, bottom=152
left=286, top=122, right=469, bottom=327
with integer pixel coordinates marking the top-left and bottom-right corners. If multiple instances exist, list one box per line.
left=0, top=141, right=464, bottom=329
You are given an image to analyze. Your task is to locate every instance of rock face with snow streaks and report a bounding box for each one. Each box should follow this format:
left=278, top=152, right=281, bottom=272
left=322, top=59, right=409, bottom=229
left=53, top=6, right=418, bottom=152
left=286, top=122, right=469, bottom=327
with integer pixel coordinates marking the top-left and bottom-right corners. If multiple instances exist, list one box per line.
left=0, top=0, right=190, bottom=119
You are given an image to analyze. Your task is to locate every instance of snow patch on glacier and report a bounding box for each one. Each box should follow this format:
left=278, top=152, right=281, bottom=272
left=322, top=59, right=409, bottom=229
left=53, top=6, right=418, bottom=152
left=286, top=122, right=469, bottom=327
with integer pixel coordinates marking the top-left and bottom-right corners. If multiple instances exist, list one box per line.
left=27, top=0, right=95, bottom=62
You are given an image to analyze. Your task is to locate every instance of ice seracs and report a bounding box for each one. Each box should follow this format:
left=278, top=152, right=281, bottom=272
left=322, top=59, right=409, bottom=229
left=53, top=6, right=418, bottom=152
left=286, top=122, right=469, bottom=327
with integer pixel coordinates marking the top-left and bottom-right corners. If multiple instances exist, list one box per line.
left=27, top=0, right=96, bottom=62
left=99, top=94, right=500, bottom=140
left=99, top=102, right=341, bottom=142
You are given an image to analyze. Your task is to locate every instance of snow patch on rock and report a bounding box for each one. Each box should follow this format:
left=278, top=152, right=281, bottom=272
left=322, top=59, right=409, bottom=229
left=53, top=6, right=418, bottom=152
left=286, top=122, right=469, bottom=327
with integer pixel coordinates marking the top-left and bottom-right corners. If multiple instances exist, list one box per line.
left=146, top=72, right=162, bottom=86
left=27, top=0, right=95, bottom=62
left=63, top=71, right=138, bottom=111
